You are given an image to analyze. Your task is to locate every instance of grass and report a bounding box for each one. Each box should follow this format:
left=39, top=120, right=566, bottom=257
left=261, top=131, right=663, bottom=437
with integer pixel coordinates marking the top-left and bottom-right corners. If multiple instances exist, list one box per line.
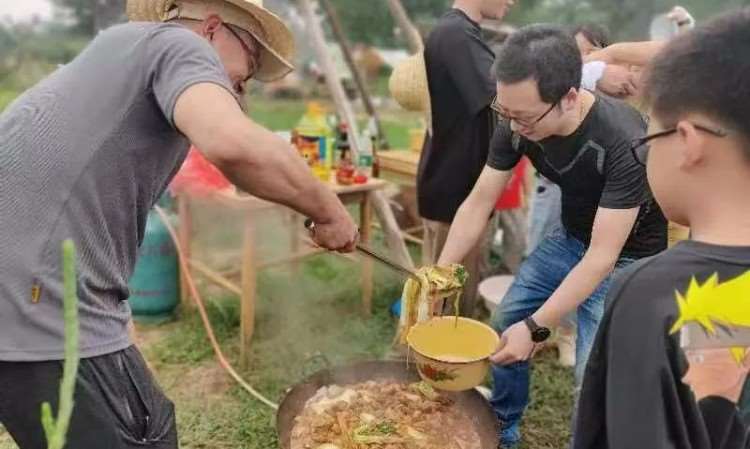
left=247, top=97, right=422, bottom=150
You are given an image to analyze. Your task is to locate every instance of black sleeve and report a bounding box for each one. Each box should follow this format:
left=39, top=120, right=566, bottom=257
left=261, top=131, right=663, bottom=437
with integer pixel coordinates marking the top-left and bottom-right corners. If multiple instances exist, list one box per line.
left=442, top=26, right=495, bottom=116
left=599, top=113, right=650, bottom=209
left=699, top=397, right=750, bottom=449
left=486, top=121, right=522, bottom=171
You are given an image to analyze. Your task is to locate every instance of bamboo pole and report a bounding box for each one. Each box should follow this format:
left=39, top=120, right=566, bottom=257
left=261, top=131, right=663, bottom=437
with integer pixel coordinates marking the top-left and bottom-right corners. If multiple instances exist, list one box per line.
left=384, top=0, right=423, bottom=53
left=319, top=0, right=389, bottom=148
left=299, top=0, right=361, bottom=161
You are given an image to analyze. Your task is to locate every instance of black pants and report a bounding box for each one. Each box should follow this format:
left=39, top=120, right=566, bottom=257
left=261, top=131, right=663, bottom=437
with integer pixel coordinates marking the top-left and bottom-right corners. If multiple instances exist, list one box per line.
left=0, top=346, right=177, bottom=449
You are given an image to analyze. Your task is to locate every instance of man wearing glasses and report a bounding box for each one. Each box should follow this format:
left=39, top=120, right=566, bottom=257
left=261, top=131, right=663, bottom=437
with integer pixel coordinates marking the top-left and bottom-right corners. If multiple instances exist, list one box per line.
left=437, top=24, right=667, bottom=446
left=0, top=1, right=357, bottom=448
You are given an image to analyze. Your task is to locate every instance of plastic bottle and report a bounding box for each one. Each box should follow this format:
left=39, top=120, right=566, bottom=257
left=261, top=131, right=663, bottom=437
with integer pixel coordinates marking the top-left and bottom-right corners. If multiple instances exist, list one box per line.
left=335, top=123, right=355, bottom=185
left=296, top=102, right=333, bottom=182
left=358, top=129, right=373, bottom=178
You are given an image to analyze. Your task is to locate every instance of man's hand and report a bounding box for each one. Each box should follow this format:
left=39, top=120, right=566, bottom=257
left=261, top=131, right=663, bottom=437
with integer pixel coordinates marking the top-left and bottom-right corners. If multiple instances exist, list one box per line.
left=597, top=65, right=639, bottom=98
left=683, top=348, right=750, bottom=403
left=310, top=212, right=358, bottom=253
left=490, top=321, right=535, bottom=365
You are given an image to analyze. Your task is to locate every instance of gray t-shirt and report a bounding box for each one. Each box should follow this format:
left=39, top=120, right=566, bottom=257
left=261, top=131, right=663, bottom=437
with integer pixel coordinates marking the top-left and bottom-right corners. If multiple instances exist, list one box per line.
left=0, top=22, right=234, bottom=361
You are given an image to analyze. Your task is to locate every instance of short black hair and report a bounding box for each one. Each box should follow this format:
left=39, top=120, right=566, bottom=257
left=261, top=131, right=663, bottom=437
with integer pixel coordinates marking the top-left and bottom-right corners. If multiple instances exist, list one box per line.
left=494, top=24, right=582, bottom=104
left=572, top=23, right=611, bottom=49
left=644, top=8, right=750, bottom=146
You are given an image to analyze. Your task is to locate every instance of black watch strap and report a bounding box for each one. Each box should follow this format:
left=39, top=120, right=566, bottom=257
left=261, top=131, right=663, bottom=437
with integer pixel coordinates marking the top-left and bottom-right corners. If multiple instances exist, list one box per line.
left=524, top=317, right=551, bottom=343
left=524, top=317, right=540, bottom=333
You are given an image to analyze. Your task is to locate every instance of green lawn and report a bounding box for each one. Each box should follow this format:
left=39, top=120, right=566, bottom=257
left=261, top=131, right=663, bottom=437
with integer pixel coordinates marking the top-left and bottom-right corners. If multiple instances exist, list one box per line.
left=248, top=97, right=422, bottom=150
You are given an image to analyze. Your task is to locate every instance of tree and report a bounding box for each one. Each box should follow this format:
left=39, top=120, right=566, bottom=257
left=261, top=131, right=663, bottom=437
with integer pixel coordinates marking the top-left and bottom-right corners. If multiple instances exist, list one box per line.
left=51, top=0, right=126, bottom=35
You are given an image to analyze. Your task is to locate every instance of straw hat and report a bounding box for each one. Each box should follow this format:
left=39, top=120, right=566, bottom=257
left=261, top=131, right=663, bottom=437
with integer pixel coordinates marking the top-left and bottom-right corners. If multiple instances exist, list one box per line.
left=389, top=52, right=432, bottom=135
left=127, top=0, right=294, bottom=82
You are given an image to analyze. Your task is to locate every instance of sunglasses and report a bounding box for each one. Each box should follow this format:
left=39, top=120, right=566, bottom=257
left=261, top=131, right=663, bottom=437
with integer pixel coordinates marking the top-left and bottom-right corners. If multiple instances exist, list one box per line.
left=491, top=95, right=559, bottom=128
left=224, top=24, right=261, bottom=93
left=629, top=123, right=729, bottom=166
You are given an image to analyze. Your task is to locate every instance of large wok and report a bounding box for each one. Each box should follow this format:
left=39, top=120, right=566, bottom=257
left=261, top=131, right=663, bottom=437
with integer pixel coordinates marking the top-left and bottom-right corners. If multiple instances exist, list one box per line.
left=276, top=360, right=499, bottom=448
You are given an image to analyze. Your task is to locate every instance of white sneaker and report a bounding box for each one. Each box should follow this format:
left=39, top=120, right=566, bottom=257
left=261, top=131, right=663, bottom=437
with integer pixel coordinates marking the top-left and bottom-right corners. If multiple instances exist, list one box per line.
left=475, top=385, right=492, bottom=401
left=556, top=326, right=576, bottom=368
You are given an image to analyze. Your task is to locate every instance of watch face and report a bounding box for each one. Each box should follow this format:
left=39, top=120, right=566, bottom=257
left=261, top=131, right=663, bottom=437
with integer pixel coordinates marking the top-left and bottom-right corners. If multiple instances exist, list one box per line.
left=532, top=327, right=551, bottom=343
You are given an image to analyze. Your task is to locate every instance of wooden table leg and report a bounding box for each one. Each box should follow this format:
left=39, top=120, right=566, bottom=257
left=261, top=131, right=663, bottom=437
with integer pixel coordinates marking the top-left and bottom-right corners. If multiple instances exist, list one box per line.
left=360, top=193, right=374, bottom=316
left=289, top=210, right=302, bottom=275
left=240, top=214, right=257, bottom=370
left=177, top=195, right=193, bottom=309
left=371, top=190, right=414, bottom=270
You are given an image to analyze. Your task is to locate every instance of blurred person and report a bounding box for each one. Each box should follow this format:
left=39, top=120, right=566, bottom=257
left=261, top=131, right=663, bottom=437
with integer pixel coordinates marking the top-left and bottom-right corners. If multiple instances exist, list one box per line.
left=573, top=23, right=611, bottom=57
left=0, top=1, right=358, bottom=448
left=437, top=24, right=668, bottom=446
left=573, top=23, right=639, bottom=99
left=419, top=0, right=517, bottom=318
left=575, top=9, right=750, bottom=449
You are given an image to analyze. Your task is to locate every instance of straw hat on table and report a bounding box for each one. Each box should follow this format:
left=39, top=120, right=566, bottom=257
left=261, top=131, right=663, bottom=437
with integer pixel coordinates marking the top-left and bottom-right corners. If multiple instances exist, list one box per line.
left=389, top=51, right=432, bottom=135
left=127, top=0, right=295, bottom=82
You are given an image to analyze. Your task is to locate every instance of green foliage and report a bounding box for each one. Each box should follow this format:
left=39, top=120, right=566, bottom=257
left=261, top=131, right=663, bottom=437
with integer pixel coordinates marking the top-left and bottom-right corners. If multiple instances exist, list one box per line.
left=50, top=0, right=95, bottom=35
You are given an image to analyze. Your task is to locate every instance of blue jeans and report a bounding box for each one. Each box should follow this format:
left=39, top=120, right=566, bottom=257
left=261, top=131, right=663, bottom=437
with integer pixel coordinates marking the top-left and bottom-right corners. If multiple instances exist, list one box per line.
left=490, top=228, right=634, bottom=446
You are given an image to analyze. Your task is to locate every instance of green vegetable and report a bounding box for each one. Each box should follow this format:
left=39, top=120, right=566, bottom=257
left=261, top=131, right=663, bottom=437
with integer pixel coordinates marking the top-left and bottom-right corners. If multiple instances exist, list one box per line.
left=454, top=265, right=468, bottom=286
left=41, top=240, right=80, bottom=449
left=352, top=420, right=403, bottom=444
left=410, top=381, right=439, bottom=401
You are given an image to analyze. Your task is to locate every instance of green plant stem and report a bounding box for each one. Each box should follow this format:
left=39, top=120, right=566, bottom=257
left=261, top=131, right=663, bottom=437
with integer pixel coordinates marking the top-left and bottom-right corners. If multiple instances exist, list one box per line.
left=41, top=240, right=80, bottom=449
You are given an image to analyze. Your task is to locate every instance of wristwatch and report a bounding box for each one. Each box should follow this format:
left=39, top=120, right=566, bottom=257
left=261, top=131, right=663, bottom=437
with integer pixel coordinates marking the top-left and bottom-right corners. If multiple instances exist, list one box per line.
left=524, top=317, right=551, bottom=343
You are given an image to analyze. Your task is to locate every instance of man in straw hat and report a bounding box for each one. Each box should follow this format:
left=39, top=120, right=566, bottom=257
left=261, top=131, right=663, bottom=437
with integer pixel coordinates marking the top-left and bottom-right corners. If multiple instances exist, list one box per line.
left=417, top=0, right=516, bottom=320
left=0, top=0, right=357, bottom=447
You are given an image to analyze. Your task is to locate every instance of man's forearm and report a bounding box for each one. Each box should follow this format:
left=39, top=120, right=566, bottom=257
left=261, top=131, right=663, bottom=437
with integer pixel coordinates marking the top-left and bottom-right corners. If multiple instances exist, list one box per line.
left=532, top=252, right=618, bottom=328
left=600, top=41, right=666, bottom=67
left=437, top=199, right=494, bottom=266
left=216, top=126, right=347, bottom=224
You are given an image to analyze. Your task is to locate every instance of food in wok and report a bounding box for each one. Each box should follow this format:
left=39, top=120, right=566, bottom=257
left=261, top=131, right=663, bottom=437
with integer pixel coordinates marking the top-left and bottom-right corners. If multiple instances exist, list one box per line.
left=290, top=380, right=481, bottom=449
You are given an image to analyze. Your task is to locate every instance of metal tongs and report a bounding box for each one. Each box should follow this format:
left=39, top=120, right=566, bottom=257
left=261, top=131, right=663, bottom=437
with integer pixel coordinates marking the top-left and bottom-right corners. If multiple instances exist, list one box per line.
left=304, top=218, right=420, bottom=281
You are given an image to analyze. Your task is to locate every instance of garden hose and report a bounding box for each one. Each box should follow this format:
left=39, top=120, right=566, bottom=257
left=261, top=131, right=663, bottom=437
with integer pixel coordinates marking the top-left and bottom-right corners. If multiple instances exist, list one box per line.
left=153, top=206, right=279, bottom=410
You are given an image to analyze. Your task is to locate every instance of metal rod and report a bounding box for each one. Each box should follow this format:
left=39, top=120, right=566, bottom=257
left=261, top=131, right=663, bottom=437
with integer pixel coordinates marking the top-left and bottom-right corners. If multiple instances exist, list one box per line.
left=355, top=244, right=420, bottom=281
left=305, top=218, right=419, bottom=280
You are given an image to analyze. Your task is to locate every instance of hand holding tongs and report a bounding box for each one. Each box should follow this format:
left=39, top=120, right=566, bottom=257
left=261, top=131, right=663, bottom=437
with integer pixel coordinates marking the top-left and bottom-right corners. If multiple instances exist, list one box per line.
left=304, top=218, right=420, bottom=281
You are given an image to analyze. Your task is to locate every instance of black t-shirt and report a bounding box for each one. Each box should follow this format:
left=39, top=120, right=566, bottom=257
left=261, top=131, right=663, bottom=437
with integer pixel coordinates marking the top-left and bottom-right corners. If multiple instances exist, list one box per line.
left=488, top=94, right=667, bottom=258
left=574, top=240, right=750, bottom=449
left=417, top=9, right=496, bottom=223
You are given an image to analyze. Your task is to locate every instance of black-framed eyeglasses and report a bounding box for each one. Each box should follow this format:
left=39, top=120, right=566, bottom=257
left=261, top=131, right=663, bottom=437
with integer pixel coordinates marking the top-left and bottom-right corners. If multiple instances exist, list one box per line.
left=629, top=123, right=729, bottom=166
left=491, top=95, right=558, bottom=128
left=224, top=24, right=261, bottom=92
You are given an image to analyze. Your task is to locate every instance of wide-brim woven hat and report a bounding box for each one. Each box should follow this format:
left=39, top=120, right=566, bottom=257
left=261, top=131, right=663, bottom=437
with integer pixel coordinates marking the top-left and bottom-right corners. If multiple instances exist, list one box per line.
left=389, top=52, right=432, bottom=135
left=127, top=0, right=295, bottom=82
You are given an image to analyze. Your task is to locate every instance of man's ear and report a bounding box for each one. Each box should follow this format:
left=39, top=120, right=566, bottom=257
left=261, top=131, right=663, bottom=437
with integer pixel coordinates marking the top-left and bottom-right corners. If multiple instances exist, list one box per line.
left=200, top=14, right=224, bottom=37
left=560, top=87, right=579, bottom=113
left=676, top=120, right=706, bottom=169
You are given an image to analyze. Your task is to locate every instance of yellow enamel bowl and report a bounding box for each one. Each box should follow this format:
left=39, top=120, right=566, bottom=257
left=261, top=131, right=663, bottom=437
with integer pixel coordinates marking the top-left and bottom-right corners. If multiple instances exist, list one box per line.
left=406, top=317, right=501, bottom=391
